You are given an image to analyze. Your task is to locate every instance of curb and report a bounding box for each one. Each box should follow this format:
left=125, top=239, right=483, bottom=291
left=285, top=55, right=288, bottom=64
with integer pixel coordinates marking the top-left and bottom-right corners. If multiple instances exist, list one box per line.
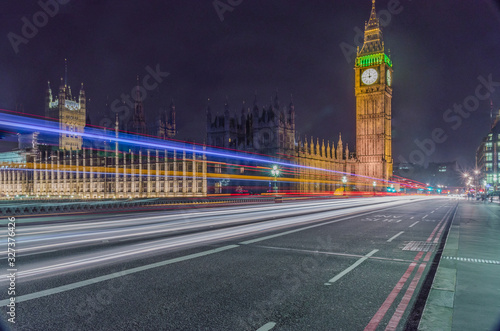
left=417, top=206, right=460, bottom=330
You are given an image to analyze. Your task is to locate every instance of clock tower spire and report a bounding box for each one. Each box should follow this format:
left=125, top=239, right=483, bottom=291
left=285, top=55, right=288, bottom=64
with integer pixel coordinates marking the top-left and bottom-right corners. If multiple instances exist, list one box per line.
left=354, top=0, right=393, bottom=184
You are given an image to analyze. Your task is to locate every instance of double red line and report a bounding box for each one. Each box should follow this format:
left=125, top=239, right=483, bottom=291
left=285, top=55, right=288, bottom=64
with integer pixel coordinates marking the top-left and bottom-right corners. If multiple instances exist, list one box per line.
left=364, top=208, right=452, bottom=331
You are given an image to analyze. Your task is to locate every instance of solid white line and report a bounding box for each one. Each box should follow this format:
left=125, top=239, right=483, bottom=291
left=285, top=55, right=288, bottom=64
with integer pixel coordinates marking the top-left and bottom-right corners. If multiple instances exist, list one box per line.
left=387, top=231, right=405, bottom=242
left=0, top=244, right=239, bottom=306
left=409, top=221, right=420, bottom=228
left=325, top=249, right=379, bottom=284
left=256, top=322, right=276, bottom=331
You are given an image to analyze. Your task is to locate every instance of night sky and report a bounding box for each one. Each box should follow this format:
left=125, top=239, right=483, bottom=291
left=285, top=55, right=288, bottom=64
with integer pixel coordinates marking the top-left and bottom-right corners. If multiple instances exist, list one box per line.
left=1, top=0, right=500, bottom=168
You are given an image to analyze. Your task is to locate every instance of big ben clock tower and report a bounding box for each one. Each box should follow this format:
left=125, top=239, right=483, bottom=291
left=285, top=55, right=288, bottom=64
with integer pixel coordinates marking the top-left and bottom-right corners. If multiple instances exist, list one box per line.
left=355, top=0, right=393, bottom=183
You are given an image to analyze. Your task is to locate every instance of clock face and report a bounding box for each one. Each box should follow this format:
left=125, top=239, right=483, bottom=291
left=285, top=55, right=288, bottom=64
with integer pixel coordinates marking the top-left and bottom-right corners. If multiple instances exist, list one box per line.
left=361, top=68, right=378, bottom=85
left=386, top=70, right=392, bottom=86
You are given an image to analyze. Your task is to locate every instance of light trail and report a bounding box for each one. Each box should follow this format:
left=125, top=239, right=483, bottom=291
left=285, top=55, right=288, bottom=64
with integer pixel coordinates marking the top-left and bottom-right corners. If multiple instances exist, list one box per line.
left=0, top=196, right=432, bottom=283
left=0, top=111, right=398, bottom=184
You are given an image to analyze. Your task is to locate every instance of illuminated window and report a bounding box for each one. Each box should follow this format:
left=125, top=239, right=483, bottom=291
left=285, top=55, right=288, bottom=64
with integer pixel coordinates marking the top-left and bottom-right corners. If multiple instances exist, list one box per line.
left=486, top=153, right=493, bottom=161
left=486, top=163, right=493, bottom=171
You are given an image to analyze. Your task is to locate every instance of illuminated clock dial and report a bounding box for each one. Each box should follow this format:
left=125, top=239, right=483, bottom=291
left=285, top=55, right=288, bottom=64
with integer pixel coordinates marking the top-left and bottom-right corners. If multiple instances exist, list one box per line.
left=386, top=69, right=392, bottom=86
left=361, top=68, right=378, bottom=85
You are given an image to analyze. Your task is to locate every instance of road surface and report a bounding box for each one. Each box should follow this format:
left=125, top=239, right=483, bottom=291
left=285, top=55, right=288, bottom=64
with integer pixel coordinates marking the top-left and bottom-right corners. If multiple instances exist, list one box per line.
left=0, top=196, right=456, bottom=330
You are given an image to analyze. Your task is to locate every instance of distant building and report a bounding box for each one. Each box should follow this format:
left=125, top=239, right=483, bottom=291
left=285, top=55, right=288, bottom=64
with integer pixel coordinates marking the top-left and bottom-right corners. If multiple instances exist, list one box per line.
left=149, top=99, right=176, bottom=140
left=476, top=109, right=500, bottom=192
left=393, top=161, right=462, bottom=189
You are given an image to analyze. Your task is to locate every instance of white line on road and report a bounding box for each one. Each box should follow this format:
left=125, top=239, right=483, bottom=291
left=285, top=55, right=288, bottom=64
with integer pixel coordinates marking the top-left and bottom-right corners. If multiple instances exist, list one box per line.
left=256, top=322, right=276, bottom=331
left=409, top=221, right=419, bottom=228
left=410, top=216, right=414, bottom=219
left=422, top=215, right=428, bottom=219
left=324, top=249, right=379, bottom=285
left=387, top=231, right=405, bottom=242
left=0, top=244, right=239, bottom=306
left=430, top=211, right=434, bottom=213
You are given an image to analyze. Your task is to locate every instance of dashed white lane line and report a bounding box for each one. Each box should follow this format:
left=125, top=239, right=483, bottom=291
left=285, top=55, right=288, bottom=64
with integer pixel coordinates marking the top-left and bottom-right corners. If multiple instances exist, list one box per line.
left=256, top=322, right=276, bottom=331
left=422, top=215, right=428, bottom=219
left=409, top=221, right=420, bottom=228
left=324, top=249, right=379, bottom=285
left=410, top=216, right=414, bottom=220
left=387, top=231, right=405, bottom=242
left=430, top=211, right=435, bottom=213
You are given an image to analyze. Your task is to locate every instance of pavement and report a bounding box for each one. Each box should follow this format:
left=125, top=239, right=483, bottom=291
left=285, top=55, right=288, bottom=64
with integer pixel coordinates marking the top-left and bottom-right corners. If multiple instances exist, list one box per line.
left=419, top=199, right=500, bottom=331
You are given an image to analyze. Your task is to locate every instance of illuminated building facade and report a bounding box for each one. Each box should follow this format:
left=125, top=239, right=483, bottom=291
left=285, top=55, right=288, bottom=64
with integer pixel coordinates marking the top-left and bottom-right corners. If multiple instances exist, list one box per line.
left=476, top=109, right=500, bottom=192
left=2, top=79, right=203, bottom=199
left=206, top=1, right=391, bottom=192
left=0, top=129, right=207, bottom=199
left=354, top=0, right=393, bottom=182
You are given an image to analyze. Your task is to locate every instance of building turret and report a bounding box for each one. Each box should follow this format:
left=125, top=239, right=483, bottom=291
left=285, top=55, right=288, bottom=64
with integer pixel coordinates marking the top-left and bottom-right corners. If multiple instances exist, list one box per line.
left=288, top=94, right=295, bottom=127
left=337, top=133, right=343, bottom=160
left=131, top=76, right=146, bottom=135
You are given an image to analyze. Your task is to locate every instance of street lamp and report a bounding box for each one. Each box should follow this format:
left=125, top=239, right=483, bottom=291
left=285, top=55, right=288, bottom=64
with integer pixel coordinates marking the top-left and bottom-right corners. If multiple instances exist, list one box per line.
left=271, top=165, right=280, bottom=193
left=342, top=176, right=347, bottom=196
left=373, top=181, right=376, bottom=196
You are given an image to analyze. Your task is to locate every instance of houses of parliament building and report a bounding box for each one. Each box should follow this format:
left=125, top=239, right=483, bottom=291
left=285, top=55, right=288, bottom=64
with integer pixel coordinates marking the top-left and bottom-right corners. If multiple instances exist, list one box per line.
left=0, top=0, right=393, bottom=197
left=0, top=78, right=207, bottom=199
left=207, top=0, right=393, bottom=192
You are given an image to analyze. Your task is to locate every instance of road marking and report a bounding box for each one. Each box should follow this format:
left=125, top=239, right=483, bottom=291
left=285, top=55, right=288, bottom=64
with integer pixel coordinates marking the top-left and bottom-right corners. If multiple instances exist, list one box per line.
left=364, top=253, right=422, bottom=330
left=409, top=221, right=419, bottom=228
left=4, top=200, right=423, bottom=305
left=410, top=216, right=414, bottom=219
left=255, top=245, right=415, bottom=263
left=385, top=263, right=427, bottom=330
left=256, top=322, right=276, bottom=331
left=433, top=220, right=448, bottom=243
left=0, top=244, right=239, bottom=306
left=422, top=215, right=428, bottom=219
left=423, top=251, right=432, bottom=262
left=430, top=211, right=434, bottom=213
left=387, top=231, right=404, bottom=242
left=239, top=206, right=405, bottom=245
left=324, top=249, right=379, bottom=285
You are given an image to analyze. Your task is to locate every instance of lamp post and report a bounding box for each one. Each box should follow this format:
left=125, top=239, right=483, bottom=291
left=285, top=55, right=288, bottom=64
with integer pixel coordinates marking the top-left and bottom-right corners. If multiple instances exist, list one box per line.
left=474, top=170, right=480, bottom=193
left=342, top=176, right=347, bottom=196
left=271, top=165, right=280, bottom=193
left=373, top=181, right=376, bottom=196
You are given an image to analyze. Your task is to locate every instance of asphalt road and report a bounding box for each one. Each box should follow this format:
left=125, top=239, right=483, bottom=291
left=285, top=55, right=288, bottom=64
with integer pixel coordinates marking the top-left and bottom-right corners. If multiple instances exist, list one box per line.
left=0, top=196, right=456, bottom=330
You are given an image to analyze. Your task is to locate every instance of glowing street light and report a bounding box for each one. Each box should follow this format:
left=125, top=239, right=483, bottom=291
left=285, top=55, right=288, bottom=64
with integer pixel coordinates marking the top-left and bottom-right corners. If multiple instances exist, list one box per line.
left=342, top=176, right=347, bottom=196
left=373, top=181, right=376, bottom=196
left=271, top=165, right=280, bottom=193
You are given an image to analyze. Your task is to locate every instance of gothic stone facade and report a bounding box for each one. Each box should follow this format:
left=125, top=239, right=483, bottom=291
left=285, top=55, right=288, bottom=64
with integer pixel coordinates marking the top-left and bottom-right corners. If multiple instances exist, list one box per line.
left=206, top=0, right=393, bottom=192
left=0, top=145, right=207, bottom=199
